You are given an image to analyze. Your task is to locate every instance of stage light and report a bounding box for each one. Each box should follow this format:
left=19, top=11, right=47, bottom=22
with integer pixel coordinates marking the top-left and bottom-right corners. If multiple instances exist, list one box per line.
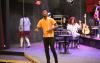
left=66, top=0, right=74, bottom=5
left=66, top=0, right=73, bottom=3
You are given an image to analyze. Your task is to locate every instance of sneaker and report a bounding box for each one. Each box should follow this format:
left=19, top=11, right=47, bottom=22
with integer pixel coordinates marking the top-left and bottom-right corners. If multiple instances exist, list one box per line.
left=97, top=34, right=100, bottom=38
left=26, top=46, right=31, bottom=48
left=19, top=46, right=23, bottom=48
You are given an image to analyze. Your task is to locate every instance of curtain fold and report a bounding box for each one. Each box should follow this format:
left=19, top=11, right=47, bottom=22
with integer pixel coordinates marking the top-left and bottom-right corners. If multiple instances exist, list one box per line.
left=0, top=0, right=4, bottom=49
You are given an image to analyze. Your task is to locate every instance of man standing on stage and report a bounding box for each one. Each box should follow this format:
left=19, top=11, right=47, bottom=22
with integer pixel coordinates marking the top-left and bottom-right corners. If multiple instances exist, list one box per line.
left=19, top=15, right=31, bottom=48
left=34, top=10, right=58, bottom=63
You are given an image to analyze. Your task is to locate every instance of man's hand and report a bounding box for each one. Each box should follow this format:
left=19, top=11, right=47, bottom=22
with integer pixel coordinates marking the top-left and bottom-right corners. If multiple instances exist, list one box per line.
left=97, top=18, right=100, bottom=21
left=34, top=28, right=39, bottom=32
left=47, top=25, right=58, bottom=32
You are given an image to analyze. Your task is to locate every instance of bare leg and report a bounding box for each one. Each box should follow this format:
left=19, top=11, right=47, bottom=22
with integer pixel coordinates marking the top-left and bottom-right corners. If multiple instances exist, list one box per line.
left=20, top=37, right=24, bottom=47
left=25, top=36, right=31, bottom=47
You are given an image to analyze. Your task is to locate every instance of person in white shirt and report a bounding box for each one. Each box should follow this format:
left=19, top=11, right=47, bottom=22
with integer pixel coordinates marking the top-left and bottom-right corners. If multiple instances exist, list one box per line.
left=67, top=16, right=82, bottom=48
left=19, top=15, right=31, bottom=48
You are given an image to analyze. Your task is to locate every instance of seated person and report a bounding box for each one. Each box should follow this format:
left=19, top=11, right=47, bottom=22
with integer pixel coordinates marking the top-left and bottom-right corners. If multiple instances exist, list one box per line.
left=66, top=16, right=82, bottom=48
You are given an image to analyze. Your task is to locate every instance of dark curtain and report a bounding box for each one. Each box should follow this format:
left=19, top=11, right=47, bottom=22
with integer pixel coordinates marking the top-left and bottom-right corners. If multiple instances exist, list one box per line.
left=0, top=0, right=10, bottom=49
left=0, top=0, right=4, bottom=49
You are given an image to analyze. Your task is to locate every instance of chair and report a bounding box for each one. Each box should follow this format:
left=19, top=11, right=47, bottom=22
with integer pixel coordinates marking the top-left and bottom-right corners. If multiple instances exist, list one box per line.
left=55, top=29, right=70, bottom=54
left=54, top=29, right=64, bottom=49
left=68, top=36, right=80, bottom=48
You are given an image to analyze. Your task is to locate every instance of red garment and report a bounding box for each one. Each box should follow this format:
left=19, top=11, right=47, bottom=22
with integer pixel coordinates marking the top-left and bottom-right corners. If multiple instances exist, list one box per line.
left=19, top=31, right=30, bottom=37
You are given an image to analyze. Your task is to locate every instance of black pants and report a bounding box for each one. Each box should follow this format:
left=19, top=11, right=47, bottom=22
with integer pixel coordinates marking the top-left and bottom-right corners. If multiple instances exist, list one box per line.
left=43, top=37, right=58, bottom=63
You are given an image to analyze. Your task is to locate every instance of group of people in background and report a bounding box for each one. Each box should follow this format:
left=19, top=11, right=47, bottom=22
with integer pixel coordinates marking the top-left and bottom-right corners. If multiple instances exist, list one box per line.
left=18, top=9, right=83, bottom=63
left=18, top=0, right=100, bottom=62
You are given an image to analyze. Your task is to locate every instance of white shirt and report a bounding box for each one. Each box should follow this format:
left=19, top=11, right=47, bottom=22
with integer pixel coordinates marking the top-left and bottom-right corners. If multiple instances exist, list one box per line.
left=19, top=17, right=31, bottom=31
left=67, top=23, right=81, bottom=37
left=94, top=6, right=100, bottom=22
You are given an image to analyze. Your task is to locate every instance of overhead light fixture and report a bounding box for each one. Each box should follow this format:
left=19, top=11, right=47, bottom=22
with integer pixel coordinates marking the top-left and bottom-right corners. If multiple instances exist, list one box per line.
left=66, top=0, right=74, bottom=5
left=66, top=0, right=73, bottom=3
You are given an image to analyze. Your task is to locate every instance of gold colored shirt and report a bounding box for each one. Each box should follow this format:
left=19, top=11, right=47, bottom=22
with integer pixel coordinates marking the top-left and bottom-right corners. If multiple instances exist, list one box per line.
left=37, top=17, right=56, bottom=37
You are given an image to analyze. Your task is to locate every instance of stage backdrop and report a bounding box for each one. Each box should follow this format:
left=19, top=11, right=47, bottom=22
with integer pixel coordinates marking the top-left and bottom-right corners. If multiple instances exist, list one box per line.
left=0, top=0, right=4, bottom=49
left=2, top=0, right=100, bottom=45
left=86, top=0, right=99, bottom=13
left=1, top=0, right=86, bottom=44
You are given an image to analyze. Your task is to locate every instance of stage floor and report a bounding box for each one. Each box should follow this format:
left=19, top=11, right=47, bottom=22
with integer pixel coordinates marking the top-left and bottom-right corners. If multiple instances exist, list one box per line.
left=1, top=42, right=100, bottom=63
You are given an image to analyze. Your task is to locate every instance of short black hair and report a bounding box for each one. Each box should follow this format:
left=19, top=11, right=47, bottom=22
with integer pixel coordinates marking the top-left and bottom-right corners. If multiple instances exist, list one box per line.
left=42, top=9, right=49, bottom=12
left=24, top=13, right=27, bottom=17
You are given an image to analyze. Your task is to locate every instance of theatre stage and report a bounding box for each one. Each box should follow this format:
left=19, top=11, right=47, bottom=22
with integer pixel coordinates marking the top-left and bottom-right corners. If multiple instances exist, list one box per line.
left=0, top=40, right=100, bottom=63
